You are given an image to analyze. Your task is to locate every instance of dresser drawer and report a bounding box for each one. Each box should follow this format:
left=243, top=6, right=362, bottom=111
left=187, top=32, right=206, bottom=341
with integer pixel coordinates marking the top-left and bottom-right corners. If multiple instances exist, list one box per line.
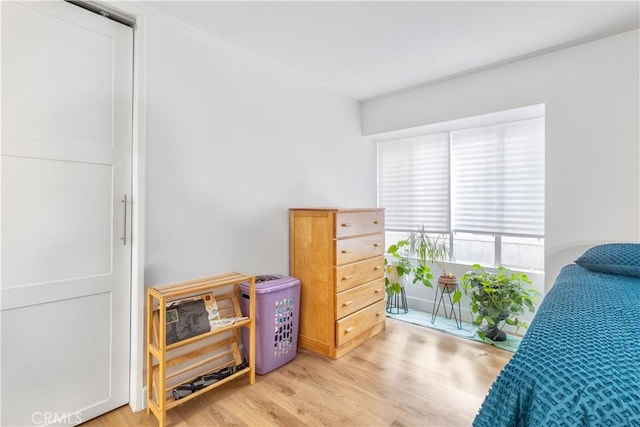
left=335, top=256, right=385, bottom=293
left=335, top=211, right=384, bottom=238
left=336, top=278, right=385, bottom=319
left=335, top=234, right=385, bottom=266
left=336, top=299, right=386, bottom=347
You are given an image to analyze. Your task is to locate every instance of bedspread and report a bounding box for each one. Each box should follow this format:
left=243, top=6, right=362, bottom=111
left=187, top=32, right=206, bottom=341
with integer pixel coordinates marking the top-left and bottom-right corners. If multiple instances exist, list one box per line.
left=474, top=264, right=640, bottom=427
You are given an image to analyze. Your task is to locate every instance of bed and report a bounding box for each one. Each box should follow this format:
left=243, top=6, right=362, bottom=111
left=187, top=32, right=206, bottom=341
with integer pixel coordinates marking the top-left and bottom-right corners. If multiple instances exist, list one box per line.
left=474, top=244, right=640, bottom=427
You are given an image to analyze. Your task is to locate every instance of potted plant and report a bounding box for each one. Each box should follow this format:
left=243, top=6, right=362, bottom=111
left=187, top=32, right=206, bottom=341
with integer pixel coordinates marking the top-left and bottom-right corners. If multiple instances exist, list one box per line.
left=384, top=239, right=413, bottom=297
left=461, top=264, right=538, bottom=341
left=411, top=227, right=461, bottom=304
left=384, top=234, right=435, bottom=298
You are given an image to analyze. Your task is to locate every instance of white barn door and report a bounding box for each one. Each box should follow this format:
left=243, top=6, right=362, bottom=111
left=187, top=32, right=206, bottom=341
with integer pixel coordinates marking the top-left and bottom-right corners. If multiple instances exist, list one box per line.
left=1, top=1, right=133, bottom=425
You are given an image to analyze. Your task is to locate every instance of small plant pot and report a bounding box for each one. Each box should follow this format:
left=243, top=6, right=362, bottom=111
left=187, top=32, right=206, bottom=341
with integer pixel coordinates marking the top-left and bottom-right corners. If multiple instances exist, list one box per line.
left=481, top=325, right=507, bottom=342
left=437, top=275, right=458, bottom=294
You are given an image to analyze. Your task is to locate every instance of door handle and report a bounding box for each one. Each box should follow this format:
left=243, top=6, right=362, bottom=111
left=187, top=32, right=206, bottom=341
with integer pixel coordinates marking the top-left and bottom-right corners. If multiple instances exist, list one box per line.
left=121, top=194, right=127, bottom=245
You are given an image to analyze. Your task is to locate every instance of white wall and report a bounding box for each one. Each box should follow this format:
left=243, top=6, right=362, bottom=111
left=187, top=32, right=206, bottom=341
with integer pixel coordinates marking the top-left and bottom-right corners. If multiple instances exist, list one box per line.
left=363, top=30, right=640, bottom=291
left=143, top=9, right=376, bottom=286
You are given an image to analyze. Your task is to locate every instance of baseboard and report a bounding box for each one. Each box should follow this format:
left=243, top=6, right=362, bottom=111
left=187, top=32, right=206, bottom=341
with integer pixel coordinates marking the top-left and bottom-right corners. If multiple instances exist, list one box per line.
left=132, top=387, right=147, bottom=412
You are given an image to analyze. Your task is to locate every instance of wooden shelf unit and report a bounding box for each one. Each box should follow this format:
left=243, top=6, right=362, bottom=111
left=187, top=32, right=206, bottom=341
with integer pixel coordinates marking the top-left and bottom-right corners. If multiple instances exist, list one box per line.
left=146, top=273, right=255, bottom=427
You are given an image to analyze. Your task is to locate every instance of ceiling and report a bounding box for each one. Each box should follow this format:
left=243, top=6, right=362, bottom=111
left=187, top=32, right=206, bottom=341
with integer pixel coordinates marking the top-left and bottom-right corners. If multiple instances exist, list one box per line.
left=146, top=1, right=640, bottom=100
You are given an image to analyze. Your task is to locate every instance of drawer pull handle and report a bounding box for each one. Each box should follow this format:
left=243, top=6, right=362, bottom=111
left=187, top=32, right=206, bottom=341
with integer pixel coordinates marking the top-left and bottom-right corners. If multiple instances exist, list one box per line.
left=376, top=311, right=384, bottom=317
left=342, top=300, right=353, bottom=307
left=341, top=249, right=352, bottom=254
left=374, top=289, right=382, bottom=294
left=373, top=220, right=379, bottom=224
left=341, top=223, right=352, bottom=227
left=374, top=266, right=383, bottom=270
left=373, top=243, right=381, bottom=248
left=342, top=275, right=353, bottom=280
left=345, top=326, right=355, bottom=333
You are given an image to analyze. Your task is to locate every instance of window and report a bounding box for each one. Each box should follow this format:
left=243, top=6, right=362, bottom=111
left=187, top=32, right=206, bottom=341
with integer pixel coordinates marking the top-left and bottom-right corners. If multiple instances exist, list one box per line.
left=377, top=107, right=545, bottom=271
left=377, top=133, right=450, bottom=233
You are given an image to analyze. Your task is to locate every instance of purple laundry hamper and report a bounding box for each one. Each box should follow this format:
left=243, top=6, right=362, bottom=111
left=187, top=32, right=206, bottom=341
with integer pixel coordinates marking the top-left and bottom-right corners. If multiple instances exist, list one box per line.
left=239, top=275, right=301, bottom=375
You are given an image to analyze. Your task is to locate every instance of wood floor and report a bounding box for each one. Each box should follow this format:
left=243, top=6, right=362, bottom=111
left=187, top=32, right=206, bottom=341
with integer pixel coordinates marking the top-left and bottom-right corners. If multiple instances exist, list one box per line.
left=84, top=318, right=512, bottom=427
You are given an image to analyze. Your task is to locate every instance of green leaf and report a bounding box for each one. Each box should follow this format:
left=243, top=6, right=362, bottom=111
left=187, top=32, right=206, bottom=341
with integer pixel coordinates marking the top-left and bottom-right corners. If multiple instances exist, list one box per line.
left=524, top=299, right=535, bottom=313
left=477, top=330, right=487, bottom=341
left=452, top=290, right=462, bottom=304
left=485, top=317, right=496, bottom=327
left=392, top=283, right=402, bottom=295
left=472, top=315, right=483, bottom=326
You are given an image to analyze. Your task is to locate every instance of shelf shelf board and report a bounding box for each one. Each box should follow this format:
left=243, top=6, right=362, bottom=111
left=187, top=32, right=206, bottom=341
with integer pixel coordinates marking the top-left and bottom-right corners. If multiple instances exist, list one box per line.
left=164, top=367, right=252, bottom=410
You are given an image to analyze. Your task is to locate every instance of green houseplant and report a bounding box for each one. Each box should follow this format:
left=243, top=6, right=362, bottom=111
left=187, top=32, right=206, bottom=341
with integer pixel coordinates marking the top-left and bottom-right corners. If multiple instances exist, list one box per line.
left=412, top=228, right=462, bottom=304
left=461, top=264, right=538, bottom=341
left=384, top=234, right=434, bottom=298
left=384, top=239, right=413, bottom=297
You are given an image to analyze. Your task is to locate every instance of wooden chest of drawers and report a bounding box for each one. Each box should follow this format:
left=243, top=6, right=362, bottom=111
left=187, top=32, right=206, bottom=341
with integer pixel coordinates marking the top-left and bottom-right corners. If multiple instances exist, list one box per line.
left=289, top=208, right=385, bottom=359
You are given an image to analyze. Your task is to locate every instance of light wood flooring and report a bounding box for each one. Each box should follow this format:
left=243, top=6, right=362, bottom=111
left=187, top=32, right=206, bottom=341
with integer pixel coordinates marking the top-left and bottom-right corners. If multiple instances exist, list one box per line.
left=84, top=317, right=512, bottom=427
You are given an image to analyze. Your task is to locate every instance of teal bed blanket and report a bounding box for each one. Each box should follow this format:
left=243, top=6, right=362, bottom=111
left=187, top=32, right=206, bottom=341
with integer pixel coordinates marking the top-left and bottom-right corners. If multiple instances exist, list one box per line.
left=474, top=264, right=640, bottom=426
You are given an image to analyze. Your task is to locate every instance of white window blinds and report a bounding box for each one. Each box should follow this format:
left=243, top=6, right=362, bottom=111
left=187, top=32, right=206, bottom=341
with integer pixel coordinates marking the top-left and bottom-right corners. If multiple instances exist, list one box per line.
left=377, top=133, right=450, bottom=232
left=450, top=117, right=544, bottom=237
